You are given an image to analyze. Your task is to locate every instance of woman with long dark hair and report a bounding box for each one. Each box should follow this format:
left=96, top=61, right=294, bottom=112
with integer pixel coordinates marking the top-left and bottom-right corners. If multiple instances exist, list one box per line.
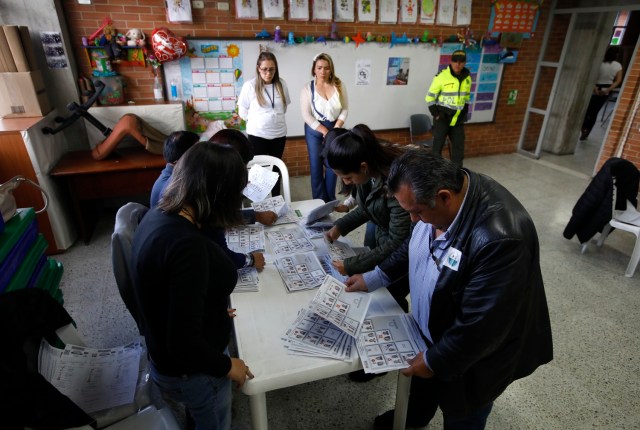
left=323, top=125, right=411, bottom=305
left=131, top=142, right=253, bottom=429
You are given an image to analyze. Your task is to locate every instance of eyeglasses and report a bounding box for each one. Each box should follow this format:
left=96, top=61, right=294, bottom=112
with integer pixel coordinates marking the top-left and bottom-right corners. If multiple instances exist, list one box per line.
left=259, top=67, right=276, bottom=73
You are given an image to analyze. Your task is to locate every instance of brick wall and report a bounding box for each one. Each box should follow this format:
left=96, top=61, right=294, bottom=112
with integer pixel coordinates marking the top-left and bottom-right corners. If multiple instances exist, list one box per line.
left=61, top=0, right=637, bottom=177
left=598, top=48, right=640, bottom=169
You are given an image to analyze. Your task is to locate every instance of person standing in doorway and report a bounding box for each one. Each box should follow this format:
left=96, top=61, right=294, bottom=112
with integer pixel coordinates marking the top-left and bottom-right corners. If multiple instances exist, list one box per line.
left=425, top=49, right=472, bottom=168
left=238, top=51, right=291, bottom=197
left=300, top=52, right=349, bottom=202
left=580, top=46, right=623, bottom=141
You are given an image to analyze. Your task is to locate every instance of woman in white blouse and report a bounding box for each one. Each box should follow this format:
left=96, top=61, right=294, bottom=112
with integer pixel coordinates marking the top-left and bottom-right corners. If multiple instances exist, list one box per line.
left=300, top=53, right=349, bottom=202
left=238, top=51, right=291, bottom=196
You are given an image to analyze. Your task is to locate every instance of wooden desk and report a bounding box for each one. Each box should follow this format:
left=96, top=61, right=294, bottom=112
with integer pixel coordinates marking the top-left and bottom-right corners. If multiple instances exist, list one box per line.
left=50, top=147, right=165, bottom=244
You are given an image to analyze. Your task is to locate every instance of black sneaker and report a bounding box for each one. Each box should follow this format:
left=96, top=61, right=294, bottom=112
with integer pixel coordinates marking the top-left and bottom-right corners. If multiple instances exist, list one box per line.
left=347, top=369, right=387, bottom=382
left=373, top=409, right=428, bottom=430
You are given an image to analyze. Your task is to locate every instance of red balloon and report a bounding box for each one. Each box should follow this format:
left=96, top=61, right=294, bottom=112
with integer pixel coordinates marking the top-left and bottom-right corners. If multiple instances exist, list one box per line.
left=151, top=28, right=187, bottom=63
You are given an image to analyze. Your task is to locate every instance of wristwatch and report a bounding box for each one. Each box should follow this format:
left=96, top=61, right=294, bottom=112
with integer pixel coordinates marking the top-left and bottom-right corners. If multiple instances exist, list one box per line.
left=244, top=253, right=254, bottom=268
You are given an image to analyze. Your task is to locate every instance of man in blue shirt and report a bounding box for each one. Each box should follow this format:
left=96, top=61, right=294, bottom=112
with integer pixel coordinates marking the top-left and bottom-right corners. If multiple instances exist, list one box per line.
left=346, top=151, right=553, bottom=429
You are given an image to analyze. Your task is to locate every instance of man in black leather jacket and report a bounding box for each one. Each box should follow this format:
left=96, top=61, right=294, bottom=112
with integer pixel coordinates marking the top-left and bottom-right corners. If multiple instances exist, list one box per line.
left=345, top=151, right=553, bottom=429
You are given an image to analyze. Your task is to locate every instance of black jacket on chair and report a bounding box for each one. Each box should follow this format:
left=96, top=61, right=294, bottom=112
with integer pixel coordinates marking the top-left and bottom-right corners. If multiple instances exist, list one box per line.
left=563, top=158, right=639, bottom=244
left=378, top=170, right=553, bottom=416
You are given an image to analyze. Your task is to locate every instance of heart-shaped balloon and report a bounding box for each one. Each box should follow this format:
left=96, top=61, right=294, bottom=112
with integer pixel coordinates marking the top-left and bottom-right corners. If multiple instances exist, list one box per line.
left=151, top=28, right=187, bottom=63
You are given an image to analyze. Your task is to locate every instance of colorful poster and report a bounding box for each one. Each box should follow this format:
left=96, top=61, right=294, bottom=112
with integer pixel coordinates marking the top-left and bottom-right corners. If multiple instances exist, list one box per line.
left=489, top=0, right=541, bottom=35
left=387, top=57, right=410, bottom=85
left=438, top=43, right=504, bottom=123
left=178, top=40, right=245, bottom=133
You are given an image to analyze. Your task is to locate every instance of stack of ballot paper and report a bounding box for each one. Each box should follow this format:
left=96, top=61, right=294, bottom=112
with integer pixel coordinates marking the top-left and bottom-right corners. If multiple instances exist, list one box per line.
left=283, top=276, right=427, bottom=372
left=234, top=267, right=259, bottom=292
left=356, top=314, right=427, bottom=374
left=282, top=276, right=370, bottom=360
left=282, top=308, right=354, bottom=361
left=265, top=225, right=315, bottom=255
left=226, top=225, right=265, bottom=254
left=274, top=251, right=326, bottom=292
left=251, top=195, right=298, bottom=225
left=38, top=340, right=144, bottom=414
left=243, top=164, right=279, bottom=202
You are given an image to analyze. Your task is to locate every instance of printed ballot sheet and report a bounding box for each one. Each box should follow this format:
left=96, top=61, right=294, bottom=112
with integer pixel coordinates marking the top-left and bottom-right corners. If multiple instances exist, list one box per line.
left=243, top=164, right=279, bottom=202
left=309, top=276, right=372, bottom=337
left=274, top=251, right=327, bottom=292
left=38, top=340, right=143, bottom=413
left=282, top=308, right=354, bottom=361
left=356, top=314, right=428, bottom=374
left=251, top=195, right=298, bottom=225
left=265, top=226, right=315, bottom=255
left=234, top=267, right=259, bottom=292
left=226, top=225, right=265, bottom=254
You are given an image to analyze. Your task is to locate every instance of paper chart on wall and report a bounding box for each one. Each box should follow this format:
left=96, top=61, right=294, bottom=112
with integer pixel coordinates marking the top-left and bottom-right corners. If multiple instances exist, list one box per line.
left=170, top=40, right=245, bottom=133
left=355, top=313, right=427, bottom=373
left=308, top=276, right=372, bottom=337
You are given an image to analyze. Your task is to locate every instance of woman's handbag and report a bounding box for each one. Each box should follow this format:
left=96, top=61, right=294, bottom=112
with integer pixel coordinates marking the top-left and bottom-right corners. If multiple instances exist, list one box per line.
left=0, top=176, right=49, bottom=225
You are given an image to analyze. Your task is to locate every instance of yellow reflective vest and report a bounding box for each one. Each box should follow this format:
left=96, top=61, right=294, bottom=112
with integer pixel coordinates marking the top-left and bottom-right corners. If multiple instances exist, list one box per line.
left=425, top=66, right=472, bottom=126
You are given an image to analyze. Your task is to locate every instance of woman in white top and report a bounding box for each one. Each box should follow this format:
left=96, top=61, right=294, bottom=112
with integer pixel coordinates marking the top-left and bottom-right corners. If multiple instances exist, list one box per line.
left=580, top=46, right=623, bottom=140
left=238, top=52, right=291, bottom=196
left=300, top=53, right=348, bottom=202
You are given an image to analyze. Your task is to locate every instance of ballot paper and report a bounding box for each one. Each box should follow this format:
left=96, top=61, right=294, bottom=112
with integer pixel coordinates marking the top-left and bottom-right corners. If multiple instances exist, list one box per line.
left=274, top=251, right=327, bottom=292
left=282, top=308, right=354, bottom=361
left=355, top=314, right=428, bottom=374
left=308, top=276, right=372, bottom=338
left=38, top=340, right=143, bottom=414
left=226, top=225, right=265, bottom=254
left=265, top=226, right=315, bottom=255
left=243, top=164, right=279, bottom=202
left=234, top=267, right=259, bottom=292
left=251, top=196, right=298, bottom=225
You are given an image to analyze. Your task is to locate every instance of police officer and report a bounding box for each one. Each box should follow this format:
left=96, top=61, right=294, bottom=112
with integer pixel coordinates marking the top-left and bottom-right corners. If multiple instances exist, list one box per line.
left=425, top=49, right=472, bottom=167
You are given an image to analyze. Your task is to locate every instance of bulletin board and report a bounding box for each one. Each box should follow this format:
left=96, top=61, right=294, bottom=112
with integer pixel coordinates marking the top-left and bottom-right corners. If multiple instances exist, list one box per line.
left=162, top=39, right=504, bottom=136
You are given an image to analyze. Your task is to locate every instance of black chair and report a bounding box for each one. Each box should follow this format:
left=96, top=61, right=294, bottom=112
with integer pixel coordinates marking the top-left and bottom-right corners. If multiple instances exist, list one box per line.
left=111, top=202, right=149, bottom=333
left=409, top=114, right=434, bottom=148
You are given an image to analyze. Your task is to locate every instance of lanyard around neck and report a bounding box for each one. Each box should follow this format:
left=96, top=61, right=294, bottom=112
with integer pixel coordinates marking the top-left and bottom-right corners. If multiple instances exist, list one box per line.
left=264, top=83, right=275, bottom=109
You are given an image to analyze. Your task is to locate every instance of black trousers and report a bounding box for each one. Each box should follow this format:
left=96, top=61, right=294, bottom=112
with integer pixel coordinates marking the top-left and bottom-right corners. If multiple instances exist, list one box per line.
left=581, top=92, right=609, bottom=137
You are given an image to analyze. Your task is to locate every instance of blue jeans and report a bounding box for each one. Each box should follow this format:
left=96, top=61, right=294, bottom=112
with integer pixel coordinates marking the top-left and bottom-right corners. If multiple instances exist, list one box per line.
left=304, top=121, right=337, bottom=202
left=150, top=361, right=232, bottom=430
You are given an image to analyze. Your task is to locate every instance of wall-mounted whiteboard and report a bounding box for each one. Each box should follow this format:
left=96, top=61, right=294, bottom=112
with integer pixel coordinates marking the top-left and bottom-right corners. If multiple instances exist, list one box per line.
left=163, top=40, right=503, bottom=137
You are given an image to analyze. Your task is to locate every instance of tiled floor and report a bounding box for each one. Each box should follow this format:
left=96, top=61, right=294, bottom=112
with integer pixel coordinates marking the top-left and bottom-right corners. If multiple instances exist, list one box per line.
left=54, top=152, right=640, bottom=430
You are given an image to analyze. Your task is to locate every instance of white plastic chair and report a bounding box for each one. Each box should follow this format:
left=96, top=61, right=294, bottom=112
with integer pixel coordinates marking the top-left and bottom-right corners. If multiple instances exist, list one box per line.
left=596, top=184, right=640, bottom=277
left=246, top=155, right=291, bottom=205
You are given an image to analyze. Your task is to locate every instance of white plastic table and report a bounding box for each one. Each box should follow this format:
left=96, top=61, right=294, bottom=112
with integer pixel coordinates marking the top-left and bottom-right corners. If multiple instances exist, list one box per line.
left=230, top=199, right=410, bottom=430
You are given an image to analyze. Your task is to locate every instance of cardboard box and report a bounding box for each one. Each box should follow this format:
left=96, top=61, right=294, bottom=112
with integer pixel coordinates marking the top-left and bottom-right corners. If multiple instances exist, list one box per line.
left=0, top=70, right=51, bottom=118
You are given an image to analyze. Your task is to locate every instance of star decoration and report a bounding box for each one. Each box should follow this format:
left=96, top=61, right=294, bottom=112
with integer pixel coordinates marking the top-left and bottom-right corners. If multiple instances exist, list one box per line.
left=352, top=31, right=366, bottom=48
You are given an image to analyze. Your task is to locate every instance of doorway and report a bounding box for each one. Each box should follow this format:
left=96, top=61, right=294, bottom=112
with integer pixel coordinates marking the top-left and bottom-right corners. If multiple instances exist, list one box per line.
left=517, top=4, right=640, bottom=177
